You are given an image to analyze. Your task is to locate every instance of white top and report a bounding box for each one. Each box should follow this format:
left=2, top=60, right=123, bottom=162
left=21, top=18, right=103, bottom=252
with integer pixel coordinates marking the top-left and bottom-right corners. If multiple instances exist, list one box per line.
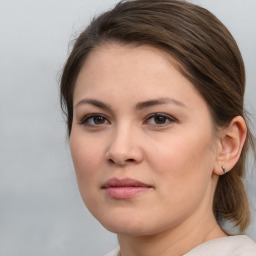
left=104, top=235, right=256, bottom=256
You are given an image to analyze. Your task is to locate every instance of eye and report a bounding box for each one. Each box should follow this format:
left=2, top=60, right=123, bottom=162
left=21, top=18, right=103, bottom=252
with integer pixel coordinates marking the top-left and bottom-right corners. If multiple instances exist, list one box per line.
left=80, top=114, right=110, bottom=127
left=146, top=113, right=176, bottom=126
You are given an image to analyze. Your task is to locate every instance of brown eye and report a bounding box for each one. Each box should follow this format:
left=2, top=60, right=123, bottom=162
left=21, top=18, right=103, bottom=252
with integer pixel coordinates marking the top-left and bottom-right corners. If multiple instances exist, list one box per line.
left=146, top=113, right=175, bottom=126
left=94, top=116, right=106, bottom=124
left=81, top=114, right=110, bottom=127
left=154, top=115, right=167, bottom=124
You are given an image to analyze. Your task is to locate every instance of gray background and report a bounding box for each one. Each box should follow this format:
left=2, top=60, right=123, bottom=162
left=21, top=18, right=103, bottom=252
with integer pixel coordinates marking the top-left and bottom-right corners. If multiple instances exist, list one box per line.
left=0, top=0, right=255, bottom=255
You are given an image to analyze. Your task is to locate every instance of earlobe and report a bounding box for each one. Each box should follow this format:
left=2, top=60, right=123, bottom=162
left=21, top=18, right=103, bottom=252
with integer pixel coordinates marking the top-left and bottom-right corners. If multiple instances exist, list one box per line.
left=213, top=116, right=247, bottom=176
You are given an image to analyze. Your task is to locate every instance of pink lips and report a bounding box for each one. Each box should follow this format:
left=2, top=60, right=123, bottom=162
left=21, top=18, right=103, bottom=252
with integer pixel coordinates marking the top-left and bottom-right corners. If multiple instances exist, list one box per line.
left=102, top=178, right=153, bottom=199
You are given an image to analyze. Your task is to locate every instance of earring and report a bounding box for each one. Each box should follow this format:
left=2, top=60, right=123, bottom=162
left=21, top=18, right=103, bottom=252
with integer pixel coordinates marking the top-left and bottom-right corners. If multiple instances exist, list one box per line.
left=222, top=166, right=226, bottom=174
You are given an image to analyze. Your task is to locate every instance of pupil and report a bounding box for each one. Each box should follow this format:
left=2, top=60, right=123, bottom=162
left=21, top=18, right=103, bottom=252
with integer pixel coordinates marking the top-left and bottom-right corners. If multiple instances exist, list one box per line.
left=155, top=115, right=166, bottom=124
left=94, top=116, right=105, bottom=124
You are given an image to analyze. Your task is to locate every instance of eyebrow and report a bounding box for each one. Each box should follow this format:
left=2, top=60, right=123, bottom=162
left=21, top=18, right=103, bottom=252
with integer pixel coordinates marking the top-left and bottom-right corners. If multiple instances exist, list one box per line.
left=74, top=97, right=187, bottom=111
left=135, top=97, right=187, bottom=110
left=75, top=99, right=113, bottom=112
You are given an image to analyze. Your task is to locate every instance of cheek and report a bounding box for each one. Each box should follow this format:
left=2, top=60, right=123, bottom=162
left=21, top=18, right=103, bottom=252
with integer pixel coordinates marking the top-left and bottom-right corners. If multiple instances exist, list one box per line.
left=147, top=128, right=216, bottom=191
left=70, top=130, right=103, bottom=187
left=69, top=130, right=107, bottom=214
left=146, top=136, right=215, bottom=223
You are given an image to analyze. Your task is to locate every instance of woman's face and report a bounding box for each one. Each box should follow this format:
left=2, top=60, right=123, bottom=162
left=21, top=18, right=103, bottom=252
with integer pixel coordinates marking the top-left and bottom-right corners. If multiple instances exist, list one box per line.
left=70, top=44, right=220, bottom=236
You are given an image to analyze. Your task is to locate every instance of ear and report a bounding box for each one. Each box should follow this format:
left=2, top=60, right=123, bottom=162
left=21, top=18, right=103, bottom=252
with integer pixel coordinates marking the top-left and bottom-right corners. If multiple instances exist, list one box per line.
left=213, top=116, right=247, bottom=175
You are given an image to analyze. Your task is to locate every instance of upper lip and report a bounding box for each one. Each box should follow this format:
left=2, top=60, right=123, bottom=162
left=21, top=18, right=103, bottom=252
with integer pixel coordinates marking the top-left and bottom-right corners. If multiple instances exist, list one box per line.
left=102, top=178, right=152, bottom=188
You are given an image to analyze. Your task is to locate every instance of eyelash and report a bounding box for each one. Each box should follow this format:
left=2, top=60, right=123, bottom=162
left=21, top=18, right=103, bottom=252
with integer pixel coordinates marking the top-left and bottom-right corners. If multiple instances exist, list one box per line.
left=80, top=114, right=110, bottom=127
left=145, top=113, right=176, bottom=126
left=79, top=113, right=176, bottom=128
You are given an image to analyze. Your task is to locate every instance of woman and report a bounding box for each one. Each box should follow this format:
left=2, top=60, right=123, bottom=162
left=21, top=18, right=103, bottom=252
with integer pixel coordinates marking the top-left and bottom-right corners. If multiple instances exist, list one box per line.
left=60, top=0, right=256, bottom=255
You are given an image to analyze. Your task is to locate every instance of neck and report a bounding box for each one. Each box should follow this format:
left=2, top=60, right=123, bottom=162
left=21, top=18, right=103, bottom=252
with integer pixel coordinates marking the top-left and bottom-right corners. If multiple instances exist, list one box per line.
left=117, top=213, right=226, bottom=256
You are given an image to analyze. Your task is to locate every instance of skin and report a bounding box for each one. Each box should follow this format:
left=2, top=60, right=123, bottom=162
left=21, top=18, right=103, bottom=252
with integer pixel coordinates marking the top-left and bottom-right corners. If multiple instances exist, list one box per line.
left=70, top=44, right=246, bottom=256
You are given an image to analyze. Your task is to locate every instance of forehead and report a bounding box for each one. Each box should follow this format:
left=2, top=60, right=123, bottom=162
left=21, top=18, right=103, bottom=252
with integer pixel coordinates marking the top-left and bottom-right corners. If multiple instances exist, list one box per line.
left=73, top=43, right=210, bottom=115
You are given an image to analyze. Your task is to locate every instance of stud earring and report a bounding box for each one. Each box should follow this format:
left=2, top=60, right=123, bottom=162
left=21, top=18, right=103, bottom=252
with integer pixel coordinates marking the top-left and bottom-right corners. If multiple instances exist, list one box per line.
left=222, top=166, right=226, bottom=174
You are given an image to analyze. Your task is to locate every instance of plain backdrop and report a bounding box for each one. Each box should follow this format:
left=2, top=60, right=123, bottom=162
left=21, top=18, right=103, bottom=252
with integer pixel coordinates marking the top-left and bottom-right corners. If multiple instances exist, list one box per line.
left=0, top=0, right=255, bottom=255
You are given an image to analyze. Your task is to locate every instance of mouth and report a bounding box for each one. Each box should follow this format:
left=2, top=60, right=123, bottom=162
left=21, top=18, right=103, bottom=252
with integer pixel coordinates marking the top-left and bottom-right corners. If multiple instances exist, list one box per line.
left=102, top=178, right=153, bottom=199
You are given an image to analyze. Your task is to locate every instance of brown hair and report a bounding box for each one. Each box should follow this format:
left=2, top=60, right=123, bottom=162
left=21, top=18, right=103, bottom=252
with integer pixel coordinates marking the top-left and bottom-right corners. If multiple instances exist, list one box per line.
left=60, top=0, right=255, bottom=231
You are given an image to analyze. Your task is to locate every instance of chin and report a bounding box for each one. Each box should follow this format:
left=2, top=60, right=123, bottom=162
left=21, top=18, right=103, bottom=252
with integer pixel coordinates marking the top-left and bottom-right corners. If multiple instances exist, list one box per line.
left=95, top=210, right=173, bottom=237
left=94, top=211, right=152, bottom=235
left=103, top=223, right=152, bottom=236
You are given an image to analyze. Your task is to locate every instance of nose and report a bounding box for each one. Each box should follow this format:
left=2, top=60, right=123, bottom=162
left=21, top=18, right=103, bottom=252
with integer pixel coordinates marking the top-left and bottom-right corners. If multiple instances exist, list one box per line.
left=105, top=125, right=143, bottom=166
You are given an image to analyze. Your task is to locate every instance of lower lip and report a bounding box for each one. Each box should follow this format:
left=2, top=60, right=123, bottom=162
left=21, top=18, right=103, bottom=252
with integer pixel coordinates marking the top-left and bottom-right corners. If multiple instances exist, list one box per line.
left=104, top=187, right=152, bottom=199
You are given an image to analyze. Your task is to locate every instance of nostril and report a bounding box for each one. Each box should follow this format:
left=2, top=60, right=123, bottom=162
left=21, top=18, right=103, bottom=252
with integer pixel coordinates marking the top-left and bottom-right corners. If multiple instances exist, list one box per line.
left=107, top=157, right=135, bottom=165
left=108, top=159, right=115, bottom=165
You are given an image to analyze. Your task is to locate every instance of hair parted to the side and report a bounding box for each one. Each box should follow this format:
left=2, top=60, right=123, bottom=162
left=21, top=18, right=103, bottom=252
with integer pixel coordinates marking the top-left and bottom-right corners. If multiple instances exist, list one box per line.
left=60, top=0, right=256, bottom=231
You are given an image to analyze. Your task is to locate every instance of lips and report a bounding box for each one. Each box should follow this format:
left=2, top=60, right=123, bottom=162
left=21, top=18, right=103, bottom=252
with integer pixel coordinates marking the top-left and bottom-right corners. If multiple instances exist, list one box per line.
left=102, top=178, right=153, bottom=199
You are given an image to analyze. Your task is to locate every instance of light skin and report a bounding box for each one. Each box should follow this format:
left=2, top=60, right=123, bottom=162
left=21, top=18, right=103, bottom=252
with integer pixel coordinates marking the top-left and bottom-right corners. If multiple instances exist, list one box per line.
left=70, top=44, right=247, bottom=256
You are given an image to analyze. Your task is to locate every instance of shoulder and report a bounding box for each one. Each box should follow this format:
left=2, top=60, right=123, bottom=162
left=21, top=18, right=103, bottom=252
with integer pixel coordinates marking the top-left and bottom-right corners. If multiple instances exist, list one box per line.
left=185, top=235, right=256, bottom=256
left=104, top=247, right=120, bottom=256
